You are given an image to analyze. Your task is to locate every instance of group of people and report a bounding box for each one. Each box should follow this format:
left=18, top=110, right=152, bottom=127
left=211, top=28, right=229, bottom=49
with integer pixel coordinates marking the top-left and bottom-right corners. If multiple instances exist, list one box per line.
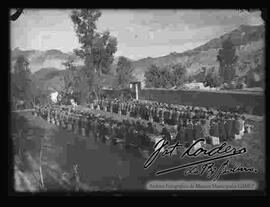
left=34, top=98, right=252, bottom=158
left=91, top=99, right=245, bottom=123
left=34, top=104, right=159, bottom=154
left=90, top=98, right=251, bottom=141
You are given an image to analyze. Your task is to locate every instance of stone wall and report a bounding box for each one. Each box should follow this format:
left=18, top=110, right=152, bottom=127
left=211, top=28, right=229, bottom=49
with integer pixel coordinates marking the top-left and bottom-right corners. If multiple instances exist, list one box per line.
left=140, top=88, right=264, bottom=115
left=102, top=88, right=265, bottom=116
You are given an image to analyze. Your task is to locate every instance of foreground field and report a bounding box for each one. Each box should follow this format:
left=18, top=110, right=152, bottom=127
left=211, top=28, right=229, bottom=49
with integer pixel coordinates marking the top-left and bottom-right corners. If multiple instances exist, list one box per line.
left=11, top=111, right=265, bottom=192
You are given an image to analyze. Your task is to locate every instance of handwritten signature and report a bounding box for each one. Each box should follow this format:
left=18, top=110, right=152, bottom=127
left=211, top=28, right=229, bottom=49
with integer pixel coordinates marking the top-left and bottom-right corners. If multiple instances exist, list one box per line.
left=144, top=138, right=257, bottom=180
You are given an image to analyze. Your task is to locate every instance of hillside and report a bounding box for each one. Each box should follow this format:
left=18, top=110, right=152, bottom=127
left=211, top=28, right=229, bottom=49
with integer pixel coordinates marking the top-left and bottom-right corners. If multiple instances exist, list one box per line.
left=11, top=24, right=265, bottom=92
left=132, top=24, right=265, bottom=86
left=11, top=48, right=83, bottom=73
left=31, top=66, right=116, bottom=94
left=32, top=67, right=63, bottom=80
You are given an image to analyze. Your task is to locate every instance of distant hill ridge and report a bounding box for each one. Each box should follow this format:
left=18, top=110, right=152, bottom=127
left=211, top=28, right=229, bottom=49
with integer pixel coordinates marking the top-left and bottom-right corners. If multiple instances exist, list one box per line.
left=132, top=24, right=264, bottom=85
left=11, top=24, right=264, bottom=90
left=11, top=48, right=82, bottom=73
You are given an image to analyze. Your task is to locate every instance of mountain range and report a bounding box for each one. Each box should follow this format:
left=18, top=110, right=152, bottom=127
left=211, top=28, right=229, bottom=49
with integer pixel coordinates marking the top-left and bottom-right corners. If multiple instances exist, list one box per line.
left=11, top=24, right=265, bottom=91
left=132, top=24, right=265, bottom=85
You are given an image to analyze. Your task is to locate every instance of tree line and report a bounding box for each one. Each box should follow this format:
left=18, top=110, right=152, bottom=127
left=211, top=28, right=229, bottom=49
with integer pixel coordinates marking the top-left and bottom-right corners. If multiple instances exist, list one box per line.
left=11, top=9, right=135, bottom=107
left=11, top=9, right=264, bottom=107
left=11, top=55, right=37, bottom=109
left=144, top=63, right=187, bottom=88
left=144, top=36, right=263, bottom=89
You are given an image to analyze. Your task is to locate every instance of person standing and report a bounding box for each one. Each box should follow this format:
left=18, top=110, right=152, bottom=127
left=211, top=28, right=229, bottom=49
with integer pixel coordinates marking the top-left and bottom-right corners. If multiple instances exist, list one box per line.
left=224, top=115, right=230, bottom=141
left=111, top=122, right=118, bottom=145
left=164, top=109, right=170, bottom=125
left=233, top=114, right=241, bottom=139
left=81, top=114, right=87, bottom=137
left=200, top=118, right=210, bottom=144
left=88, top=115, right=94, bottom=138
left=239, top=116, right=246, bottom=138
left=175, top=109, right=180, bottom=126
left=100, top=120, right=107, bottom=143
left=146, top=122, right=154, bottom=134
left=185, top=119, right=194, bottom=146
left=227, top=114, right=235, bottom=141
left=175, top=124, right=185, bottom=144
left=85, top=114, right=91, bottom=137
left=210, top=118, right=219, bottom=138
left=194, top=119, right=203, bottom=141
left=93, top=117, right=99, bottom=142
left=161, top=126, right=171, bottom=143
left=218, top=117, right=226, bottom=142
left=154, top=107, right=159, bottom=123
left=118, top=103, right=122, bottom=115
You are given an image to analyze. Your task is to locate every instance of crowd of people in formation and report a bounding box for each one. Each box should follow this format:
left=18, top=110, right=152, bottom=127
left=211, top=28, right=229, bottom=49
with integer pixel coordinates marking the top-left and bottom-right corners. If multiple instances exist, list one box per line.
left=33, top=98, right=253, bottom=157
left=90, top=98, right=246, bottom=125
left=34, top=104, right=160, bottom=156
left=90, top=98, right=252, bottom=139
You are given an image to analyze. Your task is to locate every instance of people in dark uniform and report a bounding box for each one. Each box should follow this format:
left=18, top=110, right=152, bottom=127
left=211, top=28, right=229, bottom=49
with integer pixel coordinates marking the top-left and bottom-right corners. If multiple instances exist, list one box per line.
left=163, top=109, right=170, bottom=125
left=158, top=109, right=163, bottom=124
left=141, top=129, right=152, bottom=151
left=184, top=120, right=194, bottom=147
left=85, top=114, right=91, bottom=137
left=210, top=118, right=219, bottom=138
left=124, top=122, right=132, bottom=149
left=194, top=119, right=203, bottom=141
left=224, top=114, right=230, bottom=141
left=170, top=109, right=177, bottom=126
left=227, top=114, right=234, bottom=141
left=201, top=118, right=211, bottom=144
left=218, top=116, right=226, bottom=142
left=99, top=119, right=107, bottom=143
left=105, top=120, right=113, bottom=145
left=175, top=124, right=184, bottom=144
left=233, top=114, right=241, bottom=138
left=93, top=117, right=99, bottom=143
left=146, top=122, right=154, bottom=134
left=36, top=97, right=252, bottom=160
left=161, top=126, right=171, bottom=142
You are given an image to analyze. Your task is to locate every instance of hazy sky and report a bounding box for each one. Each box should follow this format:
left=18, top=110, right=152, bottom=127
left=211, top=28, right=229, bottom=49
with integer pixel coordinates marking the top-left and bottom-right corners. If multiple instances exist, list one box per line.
left=10, top=9, right=263, bottom=60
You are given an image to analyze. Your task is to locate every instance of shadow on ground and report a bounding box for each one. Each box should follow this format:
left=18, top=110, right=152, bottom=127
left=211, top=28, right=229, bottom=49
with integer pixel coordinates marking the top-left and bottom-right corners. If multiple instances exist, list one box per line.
left=11, top=112, right=265, bottom=192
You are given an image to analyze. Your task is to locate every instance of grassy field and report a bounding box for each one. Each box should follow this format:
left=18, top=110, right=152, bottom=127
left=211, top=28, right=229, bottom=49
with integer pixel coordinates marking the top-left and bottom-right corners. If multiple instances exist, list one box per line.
left=11, top=110, right=265, bottom=192
left=230, top=118, right=265, bottom=173
left=12, top=112, right=104, bottom=192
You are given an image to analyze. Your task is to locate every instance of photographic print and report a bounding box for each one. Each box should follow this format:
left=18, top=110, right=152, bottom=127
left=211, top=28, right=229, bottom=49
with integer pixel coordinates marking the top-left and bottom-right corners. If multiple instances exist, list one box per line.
left=9, top=8, right=265, bottom=194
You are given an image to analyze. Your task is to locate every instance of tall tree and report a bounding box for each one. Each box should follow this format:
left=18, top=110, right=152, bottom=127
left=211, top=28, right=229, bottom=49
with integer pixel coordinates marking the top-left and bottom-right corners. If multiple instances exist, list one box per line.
left=204, top=67, right=221, bottom=88
left=61, top=57, right=77, bottom=91
left=70, top=9, right=117, bottom=101
left=114, top=56, right=135, bottom=89
left=160, top=69, right=173, bottom=88
left=144, top=64, right=162, bottom=88
left=11, top=55, right=34, bottom=107
left=217, top=38, right=238, bottom=83
left=59, top=57, right=79, bottom=103
left=171, top=63, right=187, bottom=87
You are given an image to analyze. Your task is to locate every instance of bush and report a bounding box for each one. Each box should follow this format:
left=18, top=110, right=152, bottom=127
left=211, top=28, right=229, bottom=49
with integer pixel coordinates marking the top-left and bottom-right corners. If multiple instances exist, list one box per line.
left=204, top=72, right=221, bottom=88
left=144, top=63, right=187, bottom=88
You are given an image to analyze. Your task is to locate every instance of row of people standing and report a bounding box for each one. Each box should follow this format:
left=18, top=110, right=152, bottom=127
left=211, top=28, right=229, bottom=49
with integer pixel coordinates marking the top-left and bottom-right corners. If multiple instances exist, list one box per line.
left=92, top=99, right=211, bottom=125
left=34, top=104, right=162, bottom=155
left=173, top=113, right=248, bottom=147
left=91, top=99, right=250, bottom=142
left=34, top=103, right=251, bottom=157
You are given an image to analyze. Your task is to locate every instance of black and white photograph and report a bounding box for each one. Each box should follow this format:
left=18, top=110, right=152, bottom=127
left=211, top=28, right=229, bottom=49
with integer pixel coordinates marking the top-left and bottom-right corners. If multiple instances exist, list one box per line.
left=9, top=8, right=265, bottom=194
